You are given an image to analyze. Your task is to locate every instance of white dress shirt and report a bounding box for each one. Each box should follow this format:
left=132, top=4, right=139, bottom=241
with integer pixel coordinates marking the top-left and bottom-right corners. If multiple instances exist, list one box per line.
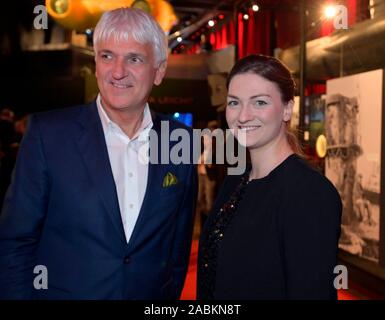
left=96, top=94, right=153, bottom=243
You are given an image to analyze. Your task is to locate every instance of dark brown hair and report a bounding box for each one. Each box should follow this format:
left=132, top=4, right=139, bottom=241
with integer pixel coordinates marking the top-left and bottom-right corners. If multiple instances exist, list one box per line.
left=227, top=54, right=303, bottom=155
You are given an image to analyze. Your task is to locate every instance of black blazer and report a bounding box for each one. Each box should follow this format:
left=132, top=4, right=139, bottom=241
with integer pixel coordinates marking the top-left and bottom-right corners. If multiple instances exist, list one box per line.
left=198, top=154, right=342, bottom=300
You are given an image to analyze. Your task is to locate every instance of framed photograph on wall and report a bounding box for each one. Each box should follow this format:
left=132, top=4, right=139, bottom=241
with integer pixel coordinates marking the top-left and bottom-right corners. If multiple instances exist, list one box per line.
left=325, top=69, right=385, bottom=278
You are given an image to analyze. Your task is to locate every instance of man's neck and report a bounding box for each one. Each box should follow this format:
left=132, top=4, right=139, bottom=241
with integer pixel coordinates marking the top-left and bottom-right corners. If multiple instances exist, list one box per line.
left=101, top=100, right=145, bottom=139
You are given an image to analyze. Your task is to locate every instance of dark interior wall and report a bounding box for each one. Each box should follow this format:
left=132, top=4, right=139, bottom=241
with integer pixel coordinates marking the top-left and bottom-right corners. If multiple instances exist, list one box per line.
left=149, top=78, right=214, bottom=123
left=0, top=49, right=85, bottom=115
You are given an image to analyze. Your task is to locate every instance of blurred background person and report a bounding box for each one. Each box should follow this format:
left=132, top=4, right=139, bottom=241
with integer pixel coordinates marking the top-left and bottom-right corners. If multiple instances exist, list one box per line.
left=0, top=108, right=18, bottom=210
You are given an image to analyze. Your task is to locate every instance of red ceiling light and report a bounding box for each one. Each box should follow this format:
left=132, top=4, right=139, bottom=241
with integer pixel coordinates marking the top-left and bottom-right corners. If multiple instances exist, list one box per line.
left=218, top=14, right=224, bottom=20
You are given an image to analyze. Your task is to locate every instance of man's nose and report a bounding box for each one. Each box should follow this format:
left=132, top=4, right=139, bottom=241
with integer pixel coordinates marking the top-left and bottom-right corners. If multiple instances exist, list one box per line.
left=112, top=59, right=127, bottom=79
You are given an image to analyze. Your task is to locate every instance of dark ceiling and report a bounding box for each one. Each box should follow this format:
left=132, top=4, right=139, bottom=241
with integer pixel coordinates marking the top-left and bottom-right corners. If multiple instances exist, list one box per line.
left=167, top=0, right=303, bottom=48
left=168, top=0, right=240, bottom=47
left=169, top=0, right=301, bottom=29
left=170, top=0, right=237, bottom=25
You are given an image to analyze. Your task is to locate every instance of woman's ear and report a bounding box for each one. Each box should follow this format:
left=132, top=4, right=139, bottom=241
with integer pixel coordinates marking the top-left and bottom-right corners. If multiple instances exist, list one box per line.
left=283, top=100, right=294, bottom=122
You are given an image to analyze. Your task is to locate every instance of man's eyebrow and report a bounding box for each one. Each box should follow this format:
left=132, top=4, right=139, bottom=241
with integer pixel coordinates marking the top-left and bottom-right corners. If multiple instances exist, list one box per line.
left=99, top=51, right=147, bottom=58
left=126, top=52, right=146, bottom=59
left=98, top=49, right=113, bottom=54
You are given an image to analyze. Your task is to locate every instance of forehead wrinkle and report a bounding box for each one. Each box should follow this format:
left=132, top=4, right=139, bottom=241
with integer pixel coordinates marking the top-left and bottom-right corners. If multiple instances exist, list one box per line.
left=97, top=40, right=151, bottom=59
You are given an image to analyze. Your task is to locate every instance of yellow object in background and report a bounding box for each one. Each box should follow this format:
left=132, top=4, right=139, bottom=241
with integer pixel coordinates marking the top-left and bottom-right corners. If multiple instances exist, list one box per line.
left=46, top=0, right=178, bottom=33
left=149, top=0, right=178, bottom=34
left=316, top=134, right=327, bottom=158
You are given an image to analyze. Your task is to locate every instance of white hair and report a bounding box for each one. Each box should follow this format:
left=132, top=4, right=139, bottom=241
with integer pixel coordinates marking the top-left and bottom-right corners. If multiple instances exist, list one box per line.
left=93, top=7, right=168, bottom=66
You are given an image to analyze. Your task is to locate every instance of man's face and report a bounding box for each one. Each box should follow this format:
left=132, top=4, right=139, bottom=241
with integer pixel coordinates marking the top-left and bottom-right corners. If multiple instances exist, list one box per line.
left=95, top=36, right=166, bottom=113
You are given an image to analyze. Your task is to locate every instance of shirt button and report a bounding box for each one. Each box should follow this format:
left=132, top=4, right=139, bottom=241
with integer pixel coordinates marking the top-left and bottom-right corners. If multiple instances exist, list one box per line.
left=124, top=256, right=131, bottom=264
left=128, top=172, right=133, bottom=178
left=129, top=204, right=134, bottom=209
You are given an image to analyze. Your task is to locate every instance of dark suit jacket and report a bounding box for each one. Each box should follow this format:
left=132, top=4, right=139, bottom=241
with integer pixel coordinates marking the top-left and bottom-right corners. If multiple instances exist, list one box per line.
left=0, top=102, right=197, bottom=299
left=198, top=155, right=342, bottom=300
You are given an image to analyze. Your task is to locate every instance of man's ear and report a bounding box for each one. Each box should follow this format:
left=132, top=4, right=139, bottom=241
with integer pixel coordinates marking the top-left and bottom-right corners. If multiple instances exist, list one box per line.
left=154, top=60, right=167, bottom=86
left=283, top=100, right=294, bottom=122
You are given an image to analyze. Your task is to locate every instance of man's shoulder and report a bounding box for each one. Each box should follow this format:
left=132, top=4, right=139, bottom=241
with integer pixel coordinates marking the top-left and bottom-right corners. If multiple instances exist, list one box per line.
left=26, top=102, right=97, bottom=140
left=31, top=102, right=95, bottom=125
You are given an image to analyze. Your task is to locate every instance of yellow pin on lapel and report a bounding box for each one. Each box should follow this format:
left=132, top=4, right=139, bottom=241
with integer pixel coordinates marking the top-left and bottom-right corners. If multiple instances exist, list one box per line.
left=163, top=172, right=178, bottom=187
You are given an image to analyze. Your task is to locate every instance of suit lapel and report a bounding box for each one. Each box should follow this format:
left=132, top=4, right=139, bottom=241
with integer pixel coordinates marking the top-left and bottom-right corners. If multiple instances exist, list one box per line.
left=75, top=102, right=126, bottom=243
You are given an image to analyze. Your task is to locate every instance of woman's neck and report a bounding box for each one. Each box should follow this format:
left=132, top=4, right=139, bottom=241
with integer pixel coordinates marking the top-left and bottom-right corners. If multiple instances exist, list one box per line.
left=248, top=135, right=294, bottom=180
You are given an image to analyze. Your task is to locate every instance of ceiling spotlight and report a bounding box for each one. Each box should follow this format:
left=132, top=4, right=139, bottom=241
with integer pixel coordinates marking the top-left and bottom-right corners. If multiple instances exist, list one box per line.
left=208, top=20, right=215, bottom=27
left=324, top=5, right=337, bottom=18
left=252, top=4, right=259, bottom=12
left=177, top=36, right=182, bottom=43
left=218, top=14, right=224, bottom=19
left=243, top=14, right=249, bottom=20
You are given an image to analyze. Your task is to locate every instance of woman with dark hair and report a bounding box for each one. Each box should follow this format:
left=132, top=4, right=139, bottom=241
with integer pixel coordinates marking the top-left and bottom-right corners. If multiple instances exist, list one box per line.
left=197, top=54, right=342, bottom=300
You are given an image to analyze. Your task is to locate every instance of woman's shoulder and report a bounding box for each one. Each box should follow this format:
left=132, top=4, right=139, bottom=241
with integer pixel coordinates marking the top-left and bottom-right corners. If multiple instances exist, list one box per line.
left=281, top=155, right=340, bottom=199
left=278, top=155, right=342, bottom=225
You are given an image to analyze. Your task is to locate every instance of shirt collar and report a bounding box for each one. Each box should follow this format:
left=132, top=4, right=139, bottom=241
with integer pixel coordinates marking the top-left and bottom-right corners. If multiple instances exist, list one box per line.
left=96, top=94, right=153, bottom=141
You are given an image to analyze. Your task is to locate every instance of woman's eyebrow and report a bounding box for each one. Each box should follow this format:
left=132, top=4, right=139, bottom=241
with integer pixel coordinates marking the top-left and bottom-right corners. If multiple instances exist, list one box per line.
left=249, top=94, right=271, bottom=99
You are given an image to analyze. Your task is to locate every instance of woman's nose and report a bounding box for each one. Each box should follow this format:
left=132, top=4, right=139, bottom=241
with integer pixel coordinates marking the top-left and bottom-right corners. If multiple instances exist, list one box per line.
left=237, top=105, right=254, bottom=123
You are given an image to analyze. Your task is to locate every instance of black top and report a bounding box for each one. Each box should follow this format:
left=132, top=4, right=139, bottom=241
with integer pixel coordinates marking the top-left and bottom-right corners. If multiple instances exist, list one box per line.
left=197, top=154, right=342, bottom=300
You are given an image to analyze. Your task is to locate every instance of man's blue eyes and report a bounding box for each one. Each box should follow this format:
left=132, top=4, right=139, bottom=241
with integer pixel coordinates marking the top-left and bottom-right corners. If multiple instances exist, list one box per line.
left=130, top=57, right=142, bottom=63
left=100, top=55, right=143, bottom=63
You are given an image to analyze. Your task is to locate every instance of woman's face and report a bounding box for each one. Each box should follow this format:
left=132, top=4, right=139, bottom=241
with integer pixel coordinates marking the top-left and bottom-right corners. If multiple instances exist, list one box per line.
left=226, top=72, right=293, bottom=150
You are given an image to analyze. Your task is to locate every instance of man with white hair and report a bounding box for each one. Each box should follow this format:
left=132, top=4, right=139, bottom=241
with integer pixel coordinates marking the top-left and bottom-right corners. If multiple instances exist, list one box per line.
left=0, top=8, right=197, bottom=299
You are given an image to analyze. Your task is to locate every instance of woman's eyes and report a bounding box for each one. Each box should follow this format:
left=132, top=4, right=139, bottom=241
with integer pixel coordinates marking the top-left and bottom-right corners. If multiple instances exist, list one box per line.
left=227, top=100, right=239, bottom=107
left=253, top=100, right=268, bottom=106
left=227, top=100, right=268, bottom=107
